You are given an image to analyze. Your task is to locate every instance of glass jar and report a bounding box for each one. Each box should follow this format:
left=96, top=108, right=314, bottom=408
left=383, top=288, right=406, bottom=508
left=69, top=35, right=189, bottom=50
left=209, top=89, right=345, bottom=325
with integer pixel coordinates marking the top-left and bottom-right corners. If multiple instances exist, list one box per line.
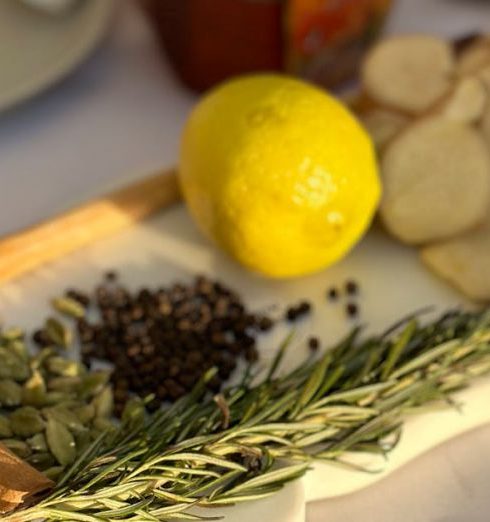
left=144, top=0, right=392, bottom=92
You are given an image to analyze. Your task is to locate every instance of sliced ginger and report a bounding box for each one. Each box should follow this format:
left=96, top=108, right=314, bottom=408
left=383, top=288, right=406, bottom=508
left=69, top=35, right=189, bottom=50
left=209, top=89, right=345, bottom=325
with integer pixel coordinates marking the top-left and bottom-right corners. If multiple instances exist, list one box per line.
left=480, top=98, right=490, bottom=147
left=421, top=213, right=490, bottom=301
left=361, top=109, right=409, bottom=149
left=456, top=37, right=490, bottom=76
left=362, top=35, right=455, bottom=114
left=436, top=76, right=487, bottom=124
left=380, top=117, right=490, bottom=244
left=478, top=64, right=490, bottom=92
left=359, top=33, right=490, bottom=301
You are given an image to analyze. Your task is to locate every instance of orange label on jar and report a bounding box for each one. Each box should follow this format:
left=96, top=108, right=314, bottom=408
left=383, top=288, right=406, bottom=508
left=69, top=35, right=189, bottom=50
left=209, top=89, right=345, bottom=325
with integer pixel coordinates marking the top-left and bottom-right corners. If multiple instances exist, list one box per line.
left=285, top=0, right=392, bottom=86
left=145, top=0, right=392, bottom=91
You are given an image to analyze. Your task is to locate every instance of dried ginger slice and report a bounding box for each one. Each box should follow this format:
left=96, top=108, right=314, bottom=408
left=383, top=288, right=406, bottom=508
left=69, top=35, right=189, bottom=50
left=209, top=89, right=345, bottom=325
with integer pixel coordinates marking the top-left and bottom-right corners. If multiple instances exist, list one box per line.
left=480, top=97, right=490, bottom=144
left=478, top=63, right=490, bottom=92
left=435, top=76, right=487, bottom=124
left=456, top=36, right=490, bottom=76
left=380, top=116, right=490, bottom=244
left=362, top=35, right=455, bottom=114
left=478, top=66, right=490, bottom=143
left=361, top=109, right=409, bottom=149
left=421, top=213, right=490, bottom=302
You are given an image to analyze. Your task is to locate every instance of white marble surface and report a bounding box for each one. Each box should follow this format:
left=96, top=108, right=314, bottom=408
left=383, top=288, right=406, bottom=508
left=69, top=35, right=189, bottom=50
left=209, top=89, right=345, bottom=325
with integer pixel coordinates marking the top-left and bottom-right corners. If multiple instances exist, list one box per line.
left=1, top=0, right=490, bottom=521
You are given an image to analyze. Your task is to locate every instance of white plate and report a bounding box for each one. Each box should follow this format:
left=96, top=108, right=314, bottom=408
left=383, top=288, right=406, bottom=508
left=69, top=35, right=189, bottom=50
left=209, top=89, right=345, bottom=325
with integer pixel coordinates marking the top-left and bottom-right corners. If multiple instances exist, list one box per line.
left=0, top=0, right=114, bottom=112
left=0, top=205, right=489, bottom=522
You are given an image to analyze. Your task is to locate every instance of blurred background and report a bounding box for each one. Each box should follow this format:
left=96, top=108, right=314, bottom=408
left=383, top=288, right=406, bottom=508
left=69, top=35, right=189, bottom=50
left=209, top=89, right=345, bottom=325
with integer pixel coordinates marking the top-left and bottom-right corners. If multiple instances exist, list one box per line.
left=0, top=0, right=489, bottom=238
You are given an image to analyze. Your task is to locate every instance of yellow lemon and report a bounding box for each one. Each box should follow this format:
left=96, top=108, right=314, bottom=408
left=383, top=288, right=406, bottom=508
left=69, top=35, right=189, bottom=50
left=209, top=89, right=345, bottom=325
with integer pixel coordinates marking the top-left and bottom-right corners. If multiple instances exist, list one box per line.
left=179, top=74, right=381, bottom=278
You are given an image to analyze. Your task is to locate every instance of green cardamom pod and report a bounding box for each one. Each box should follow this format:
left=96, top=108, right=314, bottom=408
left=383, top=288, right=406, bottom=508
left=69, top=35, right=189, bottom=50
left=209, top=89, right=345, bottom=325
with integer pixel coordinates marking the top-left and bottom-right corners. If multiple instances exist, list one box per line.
left=0, top=347, right=29, bottom=381
left=0, top=379, right=22, bottom=407
left=74, top=430, right=93, bottom=454
left=46, top=357, right=81, bottom=377
left=43, top=406, right=86, bottom=433
left=92, top=386, right=114, bottom=418
left=43, top=391, right=76, bottom=406
left=22, top=370, right=47, bottom=406
left=92, top=417, right=115, bottom=432
left=30, top=347, right=56, bottom=371
left=47, top=376, right=82, bottom=393
left=44, top=466, right=64, bottom=481
left=46, top=417, right=77, bottom=466
left=26, top=451, right=56, bottom=471
left=51, top=297, right=86, bottom=319
left=78, top=371, right=110, bottom=398
left=2, top=439, right=31, bottom=458
left=72, top=403, right=95, bottom=424
left=26, top=432, right=48, bottom=452
left=0, top=327, right=24, bottom=342
left=8, top=340, right=29, bottom=362
left=45, top=317, right=72, bottom=349
left=0, top=415, right=13, bottom=438
left=10, top=406, right=45, bottom=437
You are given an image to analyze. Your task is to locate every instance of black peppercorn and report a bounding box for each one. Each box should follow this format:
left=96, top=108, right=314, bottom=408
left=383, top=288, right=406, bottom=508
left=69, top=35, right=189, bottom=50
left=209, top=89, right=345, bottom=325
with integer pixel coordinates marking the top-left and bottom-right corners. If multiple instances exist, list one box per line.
left=105, top=270, right=118, bottom=282
left=286, top=307, right=297, bottom=322
left=258, top=316, right=273, bottom=332
left=245, top=347, right=259, bottom=363
left=66, top=288, right=91, bottom=308
left=346, top=302, right=359, bottom=318
left=308, top=337, right=320, bottom=351
left=345, top=280, right=359, bottom=296
left=298, top=301, right=312, bottom=315
left=32, top=329, right=51, bottom=347
left=286, top=301, right=312, bottom=322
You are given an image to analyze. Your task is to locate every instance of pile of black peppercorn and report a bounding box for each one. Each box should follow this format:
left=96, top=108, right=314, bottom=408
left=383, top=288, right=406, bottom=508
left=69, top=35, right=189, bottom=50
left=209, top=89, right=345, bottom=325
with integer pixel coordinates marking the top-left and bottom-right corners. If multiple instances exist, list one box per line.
left=31, top=269, right=365, bottom=415
left=59, top=274, right=273, bottom=415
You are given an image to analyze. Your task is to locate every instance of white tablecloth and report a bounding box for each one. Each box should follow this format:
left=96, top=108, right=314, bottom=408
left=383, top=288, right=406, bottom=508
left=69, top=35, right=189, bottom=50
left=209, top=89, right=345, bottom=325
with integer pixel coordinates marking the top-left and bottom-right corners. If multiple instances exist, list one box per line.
left=1, top=0, right=490, bottom=520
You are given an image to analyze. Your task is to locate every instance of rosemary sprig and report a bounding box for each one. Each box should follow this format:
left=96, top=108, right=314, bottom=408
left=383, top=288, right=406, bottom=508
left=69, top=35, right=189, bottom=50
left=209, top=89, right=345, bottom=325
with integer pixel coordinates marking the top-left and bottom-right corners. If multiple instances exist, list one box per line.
left=6, top=309, right=490, bottom=522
